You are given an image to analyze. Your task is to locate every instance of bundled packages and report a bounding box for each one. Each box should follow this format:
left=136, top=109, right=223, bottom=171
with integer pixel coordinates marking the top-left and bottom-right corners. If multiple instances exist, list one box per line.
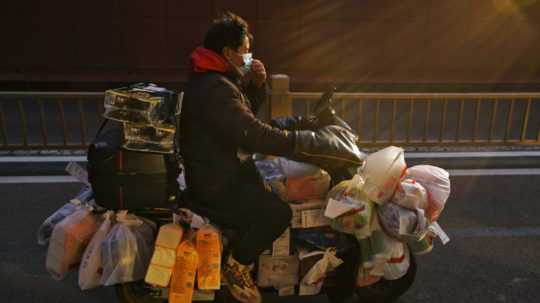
left=103, top=83, right=179, bottom=154
left=104, top=83, right=177, bottom=130
left=79, top=211, right=114, bottom=290
left=169, top=238, right=199, bottom=303
left=145, top=222, right=185, bottom=287
left=195, top=225, right=222, bottom=290
left=46, top=207, right=100, bottom=280
left=100, top=211, right=156, bottom=286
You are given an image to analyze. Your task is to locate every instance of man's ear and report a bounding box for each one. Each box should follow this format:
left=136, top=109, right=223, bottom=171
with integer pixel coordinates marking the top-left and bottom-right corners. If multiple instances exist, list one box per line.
left=222, top=47, right=233, bottom=61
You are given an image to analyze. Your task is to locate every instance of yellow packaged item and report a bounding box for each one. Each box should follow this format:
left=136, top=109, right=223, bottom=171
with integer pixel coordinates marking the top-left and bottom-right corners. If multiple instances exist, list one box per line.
left=196, top=224, right=222, bottom=290
left=169, top=239, right=199, bottom=303
left=145, top=223, right=184, bottom=287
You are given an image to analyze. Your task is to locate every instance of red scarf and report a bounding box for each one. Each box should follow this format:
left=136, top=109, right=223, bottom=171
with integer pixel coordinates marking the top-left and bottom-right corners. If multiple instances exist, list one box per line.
left=190, top=47, right=227, bottom=73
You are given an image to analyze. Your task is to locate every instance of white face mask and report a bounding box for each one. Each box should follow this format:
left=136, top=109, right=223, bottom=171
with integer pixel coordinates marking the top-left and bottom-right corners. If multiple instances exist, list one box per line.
left=239, top=52, right=253, bottom=74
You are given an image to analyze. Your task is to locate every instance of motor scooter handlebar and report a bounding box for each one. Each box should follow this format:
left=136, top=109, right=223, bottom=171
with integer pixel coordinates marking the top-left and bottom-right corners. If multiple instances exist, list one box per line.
left=312, top=86, right=354, bottom=132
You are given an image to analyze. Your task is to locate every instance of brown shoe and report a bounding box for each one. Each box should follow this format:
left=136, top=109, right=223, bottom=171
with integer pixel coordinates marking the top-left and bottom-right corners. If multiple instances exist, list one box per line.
left=222, top=254, right=262, bottom=303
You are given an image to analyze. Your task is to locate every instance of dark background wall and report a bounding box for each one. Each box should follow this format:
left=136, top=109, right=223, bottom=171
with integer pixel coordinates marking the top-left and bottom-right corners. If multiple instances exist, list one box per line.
left=2, top=0, right=540, bottom=91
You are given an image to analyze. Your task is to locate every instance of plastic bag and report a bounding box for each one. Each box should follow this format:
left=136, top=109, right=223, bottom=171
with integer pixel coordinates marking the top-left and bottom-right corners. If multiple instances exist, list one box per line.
left=325, top=175, right=374, bottom=240
left=377, top=203, right=428, bottom=241
left=104, top=83, right=177, bottom=130
left=383, top=242, right=410, bottom=280
left=406, top=165, right=450, bottom=221
left=78, top=211, right=114, bottom=290
left=37, top=186, right=94, bottom=246
left=393, top=179, right=428, bottom=210
left=360, top=146, right=406, bottom=204
left=46, top=208, right=99, bottom=280
left=275, top=157, right=321, bottom=178
left=100, top=211, right=156, bottom=286
left=255, top=158, right=330, bottom=202
left=299, top=248, right=343, bottom=295
left=37, top=201, right=81, bottom=246
left=122, top=123, right=175, bottom=154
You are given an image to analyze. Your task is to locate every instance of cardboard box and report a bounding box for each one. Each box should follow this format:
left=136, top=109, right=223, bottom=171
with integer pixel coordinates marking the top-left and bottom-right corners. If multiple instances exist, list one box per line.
left=257, top=255, right=299, bottom=288
left=289, top=200, right=330, bottom=229
left=272, top=228, right=290, bottom=256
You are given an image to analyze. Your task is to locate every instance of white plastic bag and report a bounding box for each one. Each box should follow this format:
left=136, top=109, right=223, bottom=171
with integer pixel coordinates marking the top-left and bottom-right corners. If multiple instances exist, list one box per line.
left=37, top=201, right=81, bottom=246
left=393, top=179, right=428, bottom=210
left=78, top=211, right=114, bottom=290
left=383, top=243, right=410, bottom=280
left=360, top=146, right=406, bottom=204
left=275, top=157, right=321, bottom=178
left=377, top=203, right=428, bottom=241
left=299, top=249, right=343, bottom=295
left=46, top=207, right=99, bottom=280
left=325, top=175, right=374, bottom=240
left=406, top=165, right=450, bottom=221
left=100, top=211, right=156, bottom=286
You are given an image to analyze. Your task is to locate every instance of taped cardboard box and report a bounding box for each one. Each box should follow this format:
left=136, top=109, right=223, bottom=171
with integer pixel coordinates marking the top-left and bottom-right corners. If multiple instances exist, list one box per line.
left=272, top=228, right=290, bottom=256
left=290, top=200, right=330, bottom=229
left=257, top=255, right=299, bottom=289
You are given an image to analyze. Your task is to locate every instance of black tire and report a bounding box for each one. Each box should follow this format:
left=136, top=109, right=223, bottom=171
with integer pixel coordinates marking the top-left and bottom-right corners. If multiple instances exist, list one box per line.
left=327, top=254, right=417, bottom=303
left=116, top=280, right=227, bottom=303
left=116, top=281, right=168, bottom=303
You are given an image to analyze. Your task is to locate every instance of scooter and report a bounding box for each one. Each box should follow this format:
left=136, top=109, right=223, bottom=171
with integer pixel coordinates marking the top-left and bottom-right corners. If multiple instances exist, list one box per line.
left=114, top=88, right=417, bottom=303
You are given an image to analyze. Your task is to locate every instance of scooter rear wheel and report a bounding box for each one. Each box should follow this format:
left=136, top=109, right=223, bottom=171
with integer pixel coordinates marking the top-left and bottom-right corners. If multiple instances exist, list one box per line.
left=326, top=253, right=417, bottom=303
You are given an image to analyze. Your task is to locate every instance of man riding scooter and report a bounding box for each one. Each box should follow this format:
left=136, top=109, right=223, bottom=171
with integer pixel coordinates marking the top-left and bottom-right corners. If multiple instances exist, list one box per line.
left=179, top=12, right=364, bottom=303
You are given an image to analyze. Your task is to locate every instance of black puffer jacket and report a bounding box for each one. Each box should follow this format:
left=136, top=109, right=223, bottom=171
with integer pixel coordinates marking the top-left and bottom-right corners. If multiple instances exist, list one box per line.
left=179, top=71, right=294, bottom=204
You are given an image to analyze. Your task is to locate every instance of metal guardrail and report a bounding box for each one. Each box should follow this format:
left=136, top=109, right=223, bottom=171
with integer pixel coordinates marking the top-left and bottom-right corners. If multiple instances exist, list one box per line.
left=0, top=91, right=104, bottom=150
left=1, top=75, right=539, bottom=151
left=270, top=75, right=540, bottom=147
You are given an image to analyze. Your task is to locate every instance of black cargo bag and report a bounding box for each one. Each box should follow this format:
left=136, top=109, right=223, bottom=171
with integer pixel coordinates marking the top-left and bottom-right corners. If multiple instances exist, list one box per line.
left=87, top=120, right=179, bottom=210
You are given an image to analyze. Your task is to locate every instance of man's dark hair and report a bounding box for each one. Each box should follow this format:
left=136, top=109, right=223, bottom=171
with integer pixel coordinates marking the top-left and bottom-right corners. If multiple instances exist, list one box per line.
left=204, top=12, right=252, bottom=54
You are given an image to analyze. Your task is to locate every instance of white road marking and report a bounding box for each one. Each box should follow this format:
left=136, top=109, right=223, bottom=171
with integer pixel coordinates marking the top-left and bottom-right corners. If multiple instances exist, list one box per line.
left=449, top=168, right=540, bottom=176
left=0, top=176, right=79, bottom=183
left=0, top=156, right=86, bottom=163
left=447, top=227, right=540, bottom=238
left=405, top=151, right=540, bottom=158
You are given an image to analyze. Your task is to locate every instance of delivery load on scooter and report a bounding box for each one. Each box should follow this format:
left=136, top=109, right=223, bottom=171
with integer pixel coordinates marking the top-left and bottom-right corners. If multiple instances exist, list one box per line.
left=38, top=186, right=94, bottom=246
left=298, top=248, right=343, bottom=295
left=377, top=202, right=428, bottom=242
left=195, top=224, right=222, bottom=290
left=405, top=165, right=451, bottom=221
left=289, top=200, right=330, bottom=229
left=324, top=175, right=374, bottom=240
left=100, top=211, right=155, bottom=286
left=46, top=206, right=100, bottom=280
left=104, top=83, right=177, bottom=131
left=170, top=236, right=199, bottom=303
left=359, top=146, right=406, bottom=204
left=257, top=254, right=300, bottom=289
left=122, top=122, right=175, bottom=154
left=79, top=211, right=115, bottom=290
left=145, top=219, right=185, bottom=287
left=393, top=178, right=429, bottom=210
left=254, top=157, right=331, bottom=202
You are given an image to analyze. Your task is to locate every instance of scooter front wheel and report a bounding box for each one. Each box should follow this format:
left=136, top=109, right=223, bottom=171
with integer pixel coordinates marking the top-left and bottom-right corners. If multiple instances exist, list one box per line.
left=326, top=253, right=417, bottom=303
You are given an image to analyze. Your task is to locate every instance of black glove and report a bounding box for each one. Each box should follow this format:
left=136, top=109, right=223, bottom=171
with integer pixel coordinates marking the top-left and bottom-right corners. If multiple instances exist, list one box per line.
left=291, top=125, right=366, bottom=171
left=270, top=115, right=320, bottom=131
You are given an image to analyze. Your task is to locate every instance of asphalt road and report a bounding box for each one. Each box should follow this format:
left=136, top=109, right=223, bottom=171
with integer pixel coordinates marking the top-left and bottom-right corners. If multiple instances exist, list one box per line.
left=1, top=169, right=539, bottom=302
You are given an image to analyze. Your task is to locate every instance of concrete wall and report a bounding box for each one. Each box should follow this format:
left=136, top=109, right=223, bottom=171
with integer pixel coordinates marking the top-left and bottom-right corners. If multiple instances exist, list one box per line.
left=2, top=0, right=540, bottom=89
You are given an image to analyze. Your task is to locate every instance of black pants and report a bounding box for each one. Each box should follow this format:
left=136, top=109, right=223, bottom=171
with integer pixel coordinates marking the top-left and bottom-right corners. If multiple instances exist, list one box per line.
left=184, top=167, right=292, bottom=265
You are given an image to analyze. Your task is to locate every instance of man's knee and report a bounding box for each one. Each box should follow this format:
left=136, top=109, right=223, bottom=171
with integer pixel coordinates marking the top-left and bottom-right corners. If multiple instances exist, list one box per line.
left=273, top=200, right=292, bottom=229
